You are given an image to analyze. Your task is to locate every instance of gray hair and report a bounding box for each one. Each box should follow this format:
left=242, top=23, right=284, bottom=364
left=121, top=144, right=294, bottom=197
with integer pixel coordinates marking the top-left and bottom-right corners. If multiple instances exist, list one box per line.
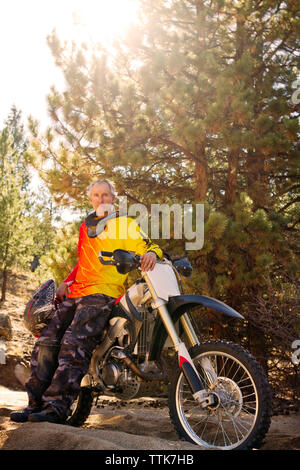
left=87, top=179, right=116, bottom=198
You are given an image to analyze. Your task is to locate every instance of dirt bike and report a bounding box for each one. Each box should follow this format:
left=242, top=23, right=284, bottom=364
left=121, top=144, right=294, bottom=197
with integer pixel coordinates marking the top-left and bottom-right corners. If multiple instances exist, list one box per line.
left=67, top=249, right=272, bottom=450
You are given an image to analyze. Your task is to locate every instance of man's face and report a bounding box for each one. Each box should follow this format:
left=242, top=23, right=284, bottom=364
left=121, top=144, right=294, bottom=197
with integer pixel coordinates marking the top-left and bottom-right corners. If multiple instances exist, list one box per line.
left=89, top=182, right=115, bottom=216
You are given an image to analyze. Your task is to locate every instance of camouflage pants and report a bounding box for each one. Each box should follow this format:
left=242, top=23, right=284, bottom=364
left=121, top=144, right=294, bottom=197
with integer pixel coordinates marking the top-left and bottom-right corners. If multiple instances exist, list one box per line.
left=25, top=293, right=115, bottom=419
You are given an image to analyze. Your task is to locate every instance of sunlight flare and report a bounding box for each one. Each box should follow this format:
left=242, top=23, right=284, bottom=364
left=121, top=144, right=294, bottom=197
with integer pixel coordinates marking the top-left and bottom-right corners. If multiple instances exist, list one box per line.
left=57, top=0, right=140, bottom=45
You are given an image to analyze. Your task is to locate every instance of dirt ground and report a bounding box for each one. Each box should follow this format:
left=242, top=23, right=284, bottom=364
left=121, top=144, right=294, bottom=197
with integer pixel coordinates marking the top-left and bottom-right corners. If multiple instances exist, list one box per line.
left=0, top=386, right=299, bottom=450
left=0, top=271, right=299, bottom=451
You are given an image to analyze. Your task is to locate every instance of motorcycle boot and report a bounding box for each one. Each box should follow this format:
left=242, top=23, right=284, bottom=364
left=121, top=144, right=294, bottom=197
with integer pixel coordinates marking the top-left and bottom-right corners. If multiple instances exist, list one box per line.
left=11, top=338, right=61, bottom=423
left=28, top=406, right=66, bottom=424
left=10, top=399, right=41, bottom=423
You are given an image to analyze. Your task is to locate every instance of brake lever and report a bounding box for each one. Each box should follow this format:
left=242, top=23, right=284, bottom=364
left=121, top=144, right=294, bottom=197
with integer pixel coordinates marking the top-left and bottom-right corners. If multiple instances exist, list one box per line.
left=98, top=251, right=116, bottom=265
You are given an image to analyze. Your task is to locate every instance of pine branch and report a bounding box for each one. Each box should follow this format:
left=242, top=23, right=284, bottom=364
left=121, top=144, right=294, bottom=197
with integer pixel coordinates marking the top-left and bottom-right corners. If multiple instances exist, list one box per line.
left=151, top=135, right=197, bottom=162
left=278, top=196, right=300, bottom=213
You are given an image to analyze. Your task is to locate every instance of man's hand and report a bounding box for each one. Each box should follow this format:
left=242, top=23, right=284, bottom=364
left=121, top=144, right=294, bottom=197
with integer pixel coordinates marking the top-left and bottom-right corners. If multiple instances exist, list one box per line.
left=140, top=252, right=157, bottom=271
left=56, top=282, right=69, bottom=301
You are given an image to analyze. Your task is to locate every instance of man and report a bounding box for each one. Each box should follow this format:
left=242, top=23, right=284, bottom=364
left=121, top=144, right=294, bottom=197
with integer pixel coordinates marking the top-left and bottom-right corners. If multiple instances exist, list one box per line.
left=11, top=179, right=162, bottom=424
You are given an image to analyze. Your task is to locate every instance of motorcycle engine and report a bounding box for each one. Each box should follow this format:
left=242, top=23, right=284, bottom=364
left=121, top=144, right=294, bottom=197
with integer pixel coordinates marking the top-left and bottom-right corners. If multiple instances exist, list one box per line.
left=101, top=355, right=140, bottom=400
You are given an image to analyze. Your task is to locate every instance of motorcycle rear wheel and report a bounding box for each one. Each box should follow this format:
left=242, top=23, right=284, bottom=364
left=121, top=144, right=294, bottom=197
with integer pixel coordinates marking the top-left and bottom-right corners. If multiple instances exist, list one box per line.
left=66, top=387, right=94, bottom=427
left=168, top=340, right=272, bottom=450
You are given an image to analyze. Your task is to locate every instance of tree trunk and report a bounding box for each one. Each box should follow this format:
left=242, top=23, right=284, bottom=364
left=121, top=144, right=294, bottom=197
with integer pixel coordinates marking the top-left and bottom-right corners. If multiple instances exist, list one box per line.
left=194, top=141, right=208, bottom=201
left=247, top=150, right=266, bottom=209
left=194, top=158, right=208, bottom=201
left=224, top=11, right=246, bottom=208
left=1, top=267, right=8, bottom=302
left=247, top=39, right=266, bottom=210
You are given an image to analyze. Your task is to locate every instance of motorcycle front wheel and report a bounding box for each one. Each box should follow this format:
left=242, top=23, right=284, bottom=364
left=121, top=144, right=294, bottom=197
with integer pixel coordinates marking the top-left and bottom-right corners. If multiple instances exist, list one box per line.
left=168, top=340, right=272, bottom=450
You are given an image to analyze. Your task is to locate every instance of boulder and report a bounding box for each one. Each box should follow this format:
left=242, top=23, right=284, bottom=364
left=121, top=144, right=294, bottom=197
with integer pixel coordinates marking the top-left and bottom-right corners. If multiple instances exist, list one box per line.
left=0, top=313, right=12, bottom=341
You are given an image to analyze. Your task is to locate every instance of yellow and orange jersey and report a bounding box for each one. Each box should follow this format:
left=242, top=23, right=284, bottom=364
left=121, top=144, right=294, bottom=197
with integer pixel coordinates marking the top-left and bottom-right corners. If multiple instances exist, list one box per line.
left=64, top=215, right=163, bottom=299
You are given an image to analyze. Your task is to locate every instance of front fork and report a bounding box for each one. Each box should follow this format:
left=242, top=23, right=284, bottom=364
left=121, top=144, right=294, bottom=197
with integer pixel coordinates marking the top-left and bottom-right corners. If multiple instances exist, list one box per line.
left=158, top=304, right=215, bottom=407
left=144, top=274, right=215, bottom=408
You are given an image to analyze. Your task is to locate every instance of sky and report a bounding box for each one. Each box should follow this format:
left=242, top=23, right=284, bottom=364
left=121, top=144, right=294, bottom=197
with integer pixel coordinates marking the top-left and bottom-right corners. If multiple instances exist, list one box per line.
left=0, top=0, right=139, bottom=130
left=0, top=0, right=139, bottom=219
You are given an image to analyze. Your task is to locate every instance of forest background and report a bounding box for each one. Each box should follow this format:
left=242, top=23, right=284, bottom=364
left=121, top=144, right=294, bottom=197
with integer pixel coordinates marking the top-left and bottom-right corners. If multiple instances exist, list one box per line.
left=0, top=0, right=299, bottom=401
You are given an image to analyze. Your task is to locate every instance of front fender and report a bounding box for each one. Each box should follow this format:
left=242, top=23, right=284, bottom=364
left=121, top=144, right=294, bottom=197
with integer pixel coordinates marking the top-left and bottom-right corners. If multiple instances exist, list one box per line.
left=168, top=295, right=244, bottom=320
left=149, top=294, right=244, bottom=361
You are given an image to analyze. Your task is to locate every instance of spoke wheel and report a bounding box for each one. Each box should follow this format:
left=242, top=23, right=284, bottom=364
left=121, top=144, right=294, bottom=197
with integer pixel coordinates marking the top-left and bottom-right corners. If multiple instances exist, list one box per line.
left=66, top=387, right=94, bottom=427
left=169, top=341, right=272, bottom=450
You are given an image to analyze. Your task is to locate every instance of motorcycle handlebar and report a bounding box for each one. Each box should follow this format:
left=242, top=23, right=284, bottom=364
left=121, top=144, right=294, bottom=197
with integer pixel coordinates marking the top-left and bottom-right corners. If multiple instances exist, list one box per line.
left=98, top=249, right=191, bottom=276
left=98, top=249, right=186, bottom=265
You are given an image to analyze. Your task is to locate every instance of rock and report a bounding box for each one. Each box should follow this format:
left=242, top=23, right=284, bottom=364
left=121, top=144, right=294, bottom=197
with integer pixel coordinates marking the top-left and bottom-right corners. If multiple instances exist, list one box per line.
left=0, top=355, right=26, bottom=390
left=0, top=314, right=12, bottom=341
left=14, top=363, right=30, bottom=386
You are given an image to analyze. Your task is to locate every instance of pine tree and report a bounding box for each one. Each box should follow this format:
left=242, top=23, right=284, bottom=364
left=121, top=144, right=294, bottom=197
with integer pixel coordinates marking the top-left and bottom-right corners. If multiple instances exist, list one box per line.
left=0, top=125, right=31, bottom=300
left=0, top=108, right=57, bottom=300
